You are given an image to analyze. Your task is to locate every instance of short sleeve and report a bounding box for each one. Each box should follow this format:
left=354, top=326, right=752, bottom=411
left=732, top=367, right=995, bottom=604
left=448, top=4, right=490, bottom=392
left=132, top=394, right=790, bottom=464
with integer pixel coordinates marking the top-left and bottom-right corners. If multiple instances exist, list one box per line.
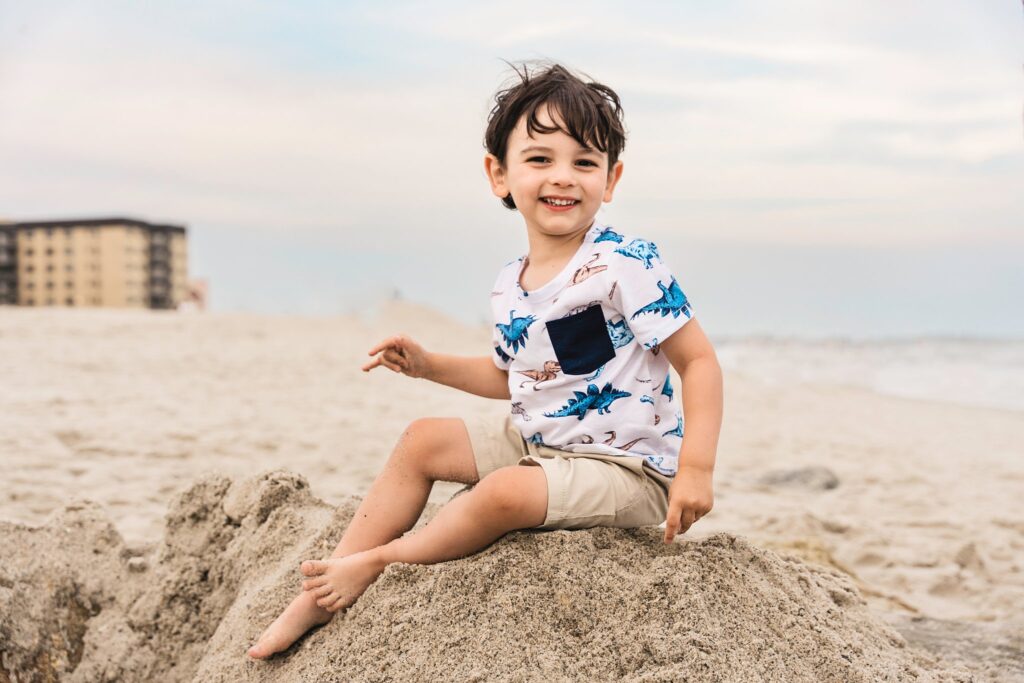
left=491, top=321, right=513, bottom=370
left=489, top=269, right=515, bottom=371
left=610, top=238, right=694, bottom=349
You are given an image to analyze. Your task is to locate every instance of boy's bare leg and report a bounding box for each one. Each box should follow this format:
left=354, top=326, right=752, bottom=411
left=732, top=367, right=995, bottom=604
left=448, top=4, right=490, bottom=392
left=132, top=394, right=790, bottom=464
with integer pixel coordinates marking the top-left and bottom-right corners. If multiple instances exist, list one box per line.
left=300, top=464, right=547, bottom=612
left=248, top=418, right=481, bottom=659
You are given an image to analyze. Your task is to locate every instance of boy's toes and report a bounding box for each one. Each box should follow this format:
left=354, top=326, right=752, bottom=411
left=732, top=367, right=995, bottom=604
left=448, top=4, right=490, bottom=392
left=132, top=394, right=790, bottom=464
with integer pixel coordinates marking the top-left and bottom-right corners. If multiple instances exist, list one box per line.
left=316, top=591, right=338, bottom=608
left=312, top=585, right=333, bottom=599
left=302, top=576, right=327, bottom=591
left=301, top=560, right=328, bottom=576
left=325, top=599, right=345, bottom=613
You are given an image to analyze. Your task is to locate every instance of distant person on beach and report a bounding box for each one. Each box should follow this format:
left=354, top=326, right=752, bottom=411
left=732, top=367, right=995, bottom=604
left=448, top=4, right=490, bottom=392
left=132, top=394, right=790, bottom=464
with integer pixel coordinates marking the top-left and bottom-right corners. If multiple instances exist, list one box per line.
left=249, top=62, right=723, bottom=660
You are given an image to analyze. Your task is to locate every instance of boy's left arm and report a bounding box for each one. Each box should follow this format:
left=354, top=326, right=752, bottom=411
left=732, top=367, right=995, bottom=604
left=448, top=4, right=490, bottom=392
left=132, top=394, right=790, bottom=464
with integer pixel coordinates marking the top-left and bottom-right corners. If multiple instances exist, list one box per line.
left=660, top=318, right=723, bottom=543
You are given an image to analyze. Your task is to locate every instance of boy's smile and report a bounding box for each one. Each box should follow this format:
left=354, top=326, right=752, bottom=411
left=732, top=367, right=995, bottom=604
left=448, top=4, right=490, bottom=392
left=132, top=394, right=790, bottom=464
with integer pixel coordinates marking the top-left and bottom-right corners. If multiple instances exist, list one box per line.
left=485, top=106, right=623, bottom=242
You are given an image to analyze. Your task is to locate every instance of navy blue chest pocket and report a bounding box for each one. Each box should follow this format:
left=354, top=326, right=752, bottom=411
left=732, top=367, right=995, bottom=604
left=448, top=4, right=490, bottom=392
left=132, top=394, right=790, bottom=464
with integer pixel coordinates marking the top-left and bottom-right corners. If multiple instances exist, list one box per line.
left=545, top=305, right=616, bottom=375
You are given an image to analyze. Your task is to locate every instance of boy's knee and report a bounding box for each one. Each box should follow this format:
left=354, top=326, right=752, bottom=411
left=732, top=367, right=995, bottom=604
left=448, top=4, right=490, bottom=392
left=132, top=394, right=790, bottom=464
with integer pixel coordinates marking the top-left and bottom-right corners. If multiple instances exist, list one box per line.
left=393, top=418, right=474, bottom=482
left=473, top=466, right=547, bottom=523
left=395, top=418, right=443, bottom=459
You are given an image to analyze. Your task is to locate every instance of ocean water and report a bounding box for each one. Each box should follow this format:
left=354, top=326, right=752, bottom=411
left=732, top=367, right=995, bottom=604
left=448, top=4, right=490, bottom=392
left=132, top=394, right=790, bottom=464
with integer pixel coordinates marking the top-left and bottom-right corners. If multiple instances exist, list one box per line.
left=715, top=338, right=1024, bottom=413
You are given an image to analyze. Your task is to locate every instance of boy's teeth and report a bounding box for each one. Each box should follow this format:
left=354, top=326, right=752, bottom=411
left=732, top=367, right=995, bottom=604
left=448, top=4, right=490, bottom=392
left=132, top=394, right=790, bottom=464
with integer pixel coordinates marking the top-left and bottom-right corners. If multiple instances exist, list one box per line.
left=544, top=198, right=577, bottom=206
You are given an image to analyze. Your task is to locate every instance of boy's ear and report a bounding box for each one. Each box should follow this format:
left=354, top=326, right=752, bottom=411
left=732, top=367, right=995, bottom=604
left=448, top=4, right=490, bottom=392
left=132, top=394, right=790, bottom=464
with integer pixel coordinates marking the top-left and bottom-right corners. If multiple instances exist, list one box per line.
left=603, top=160, right=624, bottom=202
left=484, top=154, right=510, bottom=201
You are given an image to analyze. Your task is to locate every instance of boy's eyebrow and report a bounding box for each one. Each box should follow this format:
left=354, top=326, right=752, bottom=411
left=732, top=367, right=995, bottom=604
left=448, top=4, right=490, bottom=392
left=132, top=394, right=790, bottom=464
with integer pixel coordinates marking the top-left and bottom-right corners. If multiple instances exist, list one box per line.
left=519, top=145, right=599, bottom=155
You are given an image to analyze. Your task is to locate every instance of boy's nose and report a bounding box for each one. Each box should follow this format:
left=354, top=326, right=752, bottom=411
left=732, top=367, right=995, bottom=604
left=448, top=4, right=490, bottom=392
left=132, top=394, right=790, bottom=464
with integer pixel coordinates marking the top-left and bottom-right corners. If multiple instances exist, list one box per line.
left=547, top=165, right=577, bottom=186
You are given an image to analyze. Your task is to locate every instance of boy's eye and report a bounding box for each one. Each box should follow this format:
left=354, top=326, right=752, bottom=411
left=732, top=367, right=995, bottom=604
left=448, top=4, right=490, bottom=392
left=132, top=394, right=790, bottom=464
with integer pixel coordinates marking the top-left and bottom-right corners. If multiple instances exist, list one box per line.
left=577, top=159, right=598, bottom=167
left=527, top=156, right=549, bottom=163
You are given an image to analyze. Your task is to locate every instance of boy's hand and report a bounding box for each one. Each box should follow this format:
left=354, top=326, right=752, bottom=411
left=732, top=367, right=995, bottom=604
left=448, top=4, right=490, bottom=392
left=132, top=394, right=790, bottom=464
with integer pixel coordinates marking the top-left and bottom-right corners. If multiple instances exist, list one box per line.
left=362, top=335, right=431, bottom=379
left=663, top=465, right=714, bottom=543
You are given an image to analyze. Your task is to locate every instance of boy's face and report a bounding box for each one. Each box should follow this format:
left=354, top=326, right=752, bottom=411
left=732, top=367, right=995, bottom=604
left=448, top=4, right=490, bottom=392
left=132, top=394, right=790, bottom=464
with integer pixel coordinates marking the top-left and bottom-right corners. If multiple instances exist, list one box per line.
left=485, top=106, right=623, bottom=240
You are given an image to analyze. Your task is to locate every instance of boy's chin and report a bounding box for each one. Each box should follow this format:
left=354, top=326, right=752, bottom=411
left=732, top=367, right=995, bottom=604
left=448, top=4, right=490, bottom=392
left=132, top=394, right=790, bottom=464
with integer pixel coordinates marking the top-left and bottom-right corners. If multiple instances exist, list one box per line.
left=530, top=220, right=596, bottom=237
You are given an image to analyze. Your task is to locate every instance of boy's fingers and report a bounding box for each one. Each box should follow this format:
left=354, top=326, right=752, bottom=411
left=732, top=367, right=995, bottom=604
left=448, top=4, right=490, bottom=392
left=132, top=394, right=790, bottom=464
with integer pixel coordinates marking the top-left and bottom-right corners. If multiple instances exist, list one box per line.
left=680, top=509, right=697, bottom=535
left=367, top=337, right=399, bottom=356
left=368, top=335, right=410, bottom=357
left=366, top=343, right=390, bottom=357
left=364, top=350, right=407, bottom=373
left=663, top=516, right=679, bottom=543
left=382, top=349, right=405, bottom=365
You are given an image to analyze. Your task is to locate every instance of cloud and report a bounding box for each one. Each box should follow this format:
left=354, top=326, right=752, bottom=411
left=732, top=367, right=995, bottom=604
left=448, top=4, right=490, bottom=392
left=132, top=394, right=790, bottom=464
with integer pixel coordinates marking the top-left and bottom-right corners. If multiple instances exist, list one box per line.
left=0, top=0, right=1021, bottom=250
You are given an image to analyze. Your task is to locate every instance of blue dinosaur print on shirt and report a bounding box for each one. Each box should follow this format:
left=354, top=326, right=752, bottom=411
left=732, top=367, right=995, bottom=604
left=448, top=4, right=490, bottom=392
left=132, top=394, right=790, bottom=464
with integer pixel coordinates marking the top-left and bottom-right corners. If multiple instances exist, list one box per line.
left=606, top=317, right=635, bottom=349
left=526, top=432, right=546, bottom=445
left=495, top=345, right=512, bottom=363
left=584, top=364, right=606, bottom=381
left=662, top=416, right=683, bottom=438
left=496, top=310, right=537, bottom=353
left=544, top=382, right=632, bottom=421
left=630, top=277, right=691, bottom=321
left=646, top=455, right=668, bottom=470
left=595, top=226, right=624, bottom=244
left=614, top=239, right=661, bottom=269
left=640, top=395, right=655, bottom=405
left=661, top=373, right=674, bottom=401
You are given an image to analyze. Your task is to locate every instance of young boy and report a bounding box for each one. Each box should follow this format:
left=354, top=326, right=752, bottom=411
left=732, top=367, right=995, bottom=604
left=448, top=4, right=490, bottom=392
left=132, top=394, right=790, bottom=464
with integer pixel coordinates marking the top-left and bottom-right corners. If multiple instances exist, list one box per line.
left=248, top=63, right=723, bottom=660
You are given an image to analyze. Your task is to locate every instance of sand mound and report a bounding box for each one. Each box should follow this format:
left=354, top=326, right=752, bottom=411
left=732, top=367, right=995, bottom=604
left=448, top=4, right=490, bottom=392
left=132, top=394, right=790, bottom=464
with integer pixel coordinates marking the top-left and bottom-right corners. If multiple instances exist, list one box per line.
left=0, top=471, right=969, bottom=682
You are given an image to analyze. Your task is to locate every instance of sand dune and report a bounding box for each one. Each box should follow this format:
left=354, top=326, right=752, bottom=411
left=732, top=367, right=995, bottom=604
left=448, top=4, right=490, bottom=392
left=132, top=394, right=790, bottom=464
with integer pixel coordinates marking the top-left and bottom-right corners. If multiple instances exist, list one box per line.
left=0, top=471, right=974, bottom=682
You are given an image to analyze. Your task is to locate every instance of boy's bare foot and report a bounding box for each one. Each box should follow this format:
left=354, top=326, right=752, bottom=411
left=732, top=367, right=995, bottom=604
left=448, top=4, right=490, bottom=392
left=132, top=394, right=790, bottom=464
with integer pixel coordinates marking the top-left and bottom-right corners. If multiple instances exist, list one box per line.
left=299, top=549, right=387, bottom=612
left=247, top=590, right=333, bottom=660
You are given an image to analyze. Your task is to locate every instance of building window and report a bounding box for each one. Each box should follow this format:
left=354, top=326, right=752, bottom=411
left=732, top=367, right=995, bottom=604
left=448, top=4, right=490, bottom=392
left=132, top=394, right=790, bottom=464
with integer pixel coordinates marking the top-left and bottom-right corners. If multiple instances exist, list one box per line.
left=46, top=247, right=54, bottom=256
left=46, top=298, right=54, bottom=305
left=25, top=265, right=34, bottom=273
left=64, top=228, right=72, bottom=237
left=46, top=281, right=53, bottom=289
left=24, top=248, right=33, bottom=256
left=64, top=247, right=72, bottom=256
left=25, top=230, right=33, bottom=238
left=65, top=264, right=73, bottom=272
left=65, top=281, right=73, bottom=289
left=26, top=298, right=34, bottom=305
left=46, top=264, right=54, bottom=272
left=26, top=282, right=34, bottom=290
left=65, top=297, right=74, bottom=305
left=46, top=229, right=53, bottom=238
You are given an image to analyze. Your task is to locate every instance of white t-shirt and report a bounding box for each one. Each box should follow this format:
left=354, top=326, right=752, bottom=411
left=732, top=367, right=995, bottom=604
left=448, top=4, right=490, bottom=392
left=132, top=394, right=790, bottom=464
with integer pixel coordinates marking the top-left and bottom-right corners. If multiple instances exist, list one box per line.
left=490, top=221, right=694, bottom=476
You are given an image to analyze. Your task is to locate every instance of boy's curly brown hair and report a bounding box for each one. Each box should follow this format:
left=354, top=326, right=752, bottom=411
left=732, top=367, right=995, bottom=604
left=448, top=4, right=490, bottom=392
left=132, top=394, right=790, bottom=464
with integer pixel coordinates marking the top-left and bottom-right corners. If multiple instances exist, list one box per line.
left=485, top=62, right=627, bottom=210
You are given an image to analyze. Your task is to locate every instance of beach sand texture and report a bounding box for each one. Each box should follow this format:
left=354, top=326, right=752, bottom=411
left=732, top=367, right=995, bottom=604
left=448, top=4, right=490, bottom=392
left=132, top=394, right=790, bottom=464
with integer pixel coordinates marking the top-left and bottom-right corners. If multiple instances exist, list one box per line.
left=1, top=306, right=1022, bottom=681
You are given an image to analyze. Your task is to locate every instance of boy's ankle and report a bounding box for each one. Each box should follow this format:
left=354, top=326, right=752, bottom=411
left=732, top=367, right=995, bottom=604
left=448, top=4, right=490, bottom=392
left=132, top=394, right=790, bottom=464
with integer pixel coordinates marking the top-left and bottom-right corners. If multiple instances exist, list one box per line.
left=367, top=543, right=394, bottom=569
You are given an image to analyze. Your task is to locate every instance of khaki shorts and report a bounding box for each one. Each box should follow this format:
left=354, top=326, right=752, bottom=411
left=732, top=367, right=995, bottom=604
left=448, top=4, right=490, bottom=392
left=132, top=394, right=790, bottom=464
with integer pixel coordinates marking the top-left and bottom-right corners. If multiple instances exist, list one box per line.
left=463, top=415, right=673, bottom=531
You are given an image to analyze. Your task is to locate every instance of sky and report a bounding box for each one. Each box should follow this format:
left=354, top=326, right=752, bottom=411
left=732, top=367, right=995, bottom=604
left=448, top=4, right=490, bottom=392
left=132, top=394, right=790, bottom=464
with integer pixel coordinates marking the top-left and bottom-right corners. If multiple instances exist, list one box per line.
left=1, top=1, right=1022, bottom=338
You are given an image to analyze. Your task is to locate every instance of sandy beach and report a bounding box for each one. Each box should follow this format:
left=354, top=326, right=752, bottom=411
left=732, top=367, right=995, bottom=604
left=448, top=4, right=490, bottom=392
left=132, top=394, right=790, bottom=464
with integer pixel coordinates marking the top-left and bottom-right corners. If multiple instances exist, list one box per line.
left=1, top=305, right=1021, bottom=681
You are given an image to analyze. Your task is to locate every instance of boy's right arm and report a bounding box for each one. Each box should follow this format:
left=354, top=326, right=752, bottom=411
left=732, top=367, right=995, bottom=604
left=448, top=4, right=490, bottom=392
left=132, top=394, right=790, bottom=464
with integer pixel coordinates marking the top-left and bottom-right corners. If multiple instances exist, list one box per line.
left=363, top=335, right=510, bottom=400
left=422, top=352, right=511, bottom=400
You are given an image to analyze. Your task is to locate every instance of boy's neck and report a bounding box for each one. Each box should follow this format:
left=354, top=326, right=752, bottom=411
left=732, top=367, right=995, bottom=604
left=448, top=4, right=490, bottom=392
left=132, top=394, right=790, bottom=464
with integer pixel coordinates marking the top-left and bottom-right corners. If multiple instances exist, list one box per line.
left=524, top=219, right=594, bottom=267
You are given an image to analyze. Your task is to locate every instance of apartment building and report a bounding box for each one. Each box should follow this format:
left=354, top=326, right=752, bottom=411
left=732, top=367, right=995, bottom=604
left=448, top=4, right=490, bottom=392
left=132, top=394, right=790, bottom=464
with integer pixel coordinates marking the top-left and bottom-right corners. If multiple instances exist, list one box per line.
left=0, top=218, right=187, bottom=309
